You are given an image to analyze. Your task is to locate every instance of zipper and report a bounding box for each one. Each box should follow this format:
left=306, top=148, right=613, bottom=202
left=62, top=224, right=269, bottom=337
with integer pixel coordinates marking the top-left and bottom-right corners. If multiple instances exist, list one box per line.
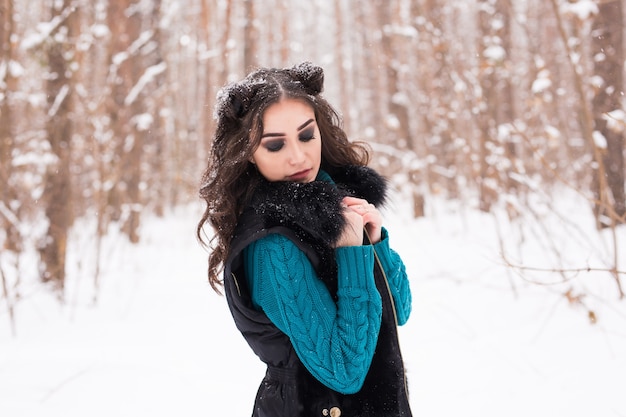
left=363, top=228, right=399, bottom=325
left=364, top=228, right=409, bottom=398
left=231, top=272, right=241, bottom=296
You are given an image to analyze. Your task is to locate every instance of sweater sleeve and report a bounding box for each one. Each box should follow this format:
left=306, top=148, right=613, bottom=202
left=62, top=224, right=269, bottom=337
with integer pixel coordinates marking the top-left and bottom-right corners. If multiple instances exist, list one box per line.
left=372, top=228, right=412, bottom=326
left=244, top=234, right=382, bottom=394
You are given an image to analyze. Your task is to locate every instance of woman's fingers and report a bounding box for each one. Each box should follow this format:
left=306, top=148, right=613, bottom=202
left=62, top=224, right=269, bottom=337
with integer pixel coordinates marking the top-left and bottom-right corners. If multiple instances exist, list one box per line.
left=341, top=196, right=368, bottom=207
left=341, top=197, right=382, bottom=243
left=336, top=209, right=364, bottom=247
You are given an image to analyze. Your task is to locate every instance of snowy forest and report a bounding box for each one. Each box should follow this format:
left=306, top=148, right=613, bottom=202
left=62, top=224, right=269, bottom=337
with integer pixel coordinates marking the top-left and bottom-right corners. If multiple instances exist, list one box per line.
left=1, top=0, right=625, bottom=327
left=1, top=0, right=626, bottom=415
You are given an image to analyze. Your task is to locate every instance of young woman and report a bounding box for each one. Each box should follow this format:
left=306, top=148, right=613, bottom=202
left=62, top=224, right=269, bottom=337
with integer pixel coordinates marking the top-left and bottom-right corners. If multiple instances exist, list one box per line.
left=197, top=62, right=413, bottom=417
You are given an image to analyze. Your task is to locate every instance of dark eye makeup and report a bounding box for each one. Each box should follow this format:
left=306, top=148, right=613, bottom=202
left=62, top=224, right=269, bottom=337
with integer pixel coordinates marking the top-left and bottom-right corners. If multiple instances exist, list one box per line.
left=260, top=125, right=316, bottom=153
left=299, top=128, right=315, bottom=142
left=264, top=140, right=285, bottom=152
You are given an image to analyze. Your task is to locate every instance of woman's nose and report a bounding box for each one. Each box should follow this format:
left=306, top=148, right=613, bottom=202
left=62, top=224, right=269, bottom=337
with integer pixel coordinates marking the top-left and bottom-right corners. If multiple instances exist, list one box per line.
left=288, top=142, right=305, bottom=164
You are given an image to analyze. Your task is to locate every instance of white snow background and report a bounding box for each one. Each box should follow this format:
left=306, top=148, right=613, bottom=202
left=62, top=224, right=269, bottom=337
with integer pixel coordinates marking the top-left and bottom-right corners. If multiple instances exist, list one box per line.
left=1, top=189, right=625, bottom=417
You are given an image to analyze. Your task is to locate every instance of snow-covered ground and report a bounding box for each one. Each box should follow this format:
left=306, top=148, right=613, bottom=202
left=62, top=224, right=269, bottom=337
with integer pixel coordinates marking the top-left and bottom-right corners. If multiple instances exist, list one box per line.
left=1, top=191, right=625, bottom=417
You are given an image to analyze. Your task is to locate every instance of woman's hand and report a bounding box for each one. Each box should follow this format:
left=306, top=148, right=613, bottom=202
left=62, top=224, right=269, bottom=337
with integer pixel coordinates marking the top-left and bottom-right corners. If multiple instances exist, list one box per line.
left=339, top=196, right=383, bottom=245
left=335, top=204, right=364, bottom=247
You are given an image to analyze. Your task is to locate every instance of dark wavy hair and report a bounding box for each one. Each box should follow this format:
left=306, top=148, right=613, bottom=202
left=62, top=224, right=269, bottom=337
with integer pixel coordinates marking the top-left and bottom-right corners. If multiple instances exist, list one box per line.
left=197, top=62, right=370, bottom=293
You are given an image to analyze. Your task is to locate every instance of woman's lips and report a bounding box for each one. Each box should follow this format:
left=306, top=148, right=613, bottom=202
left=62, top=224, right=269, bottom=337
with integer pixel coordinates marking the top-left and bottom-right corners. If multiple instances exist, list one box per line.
left=287, top=169, right=311, bottom=181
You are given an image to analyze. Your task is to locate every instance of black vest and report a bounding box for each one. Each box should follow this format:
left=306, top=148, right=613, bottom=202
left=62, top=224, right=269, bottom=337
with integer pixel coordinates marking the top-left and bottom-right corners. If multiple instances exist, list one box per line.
left=223, top=166, right=412, bottom=417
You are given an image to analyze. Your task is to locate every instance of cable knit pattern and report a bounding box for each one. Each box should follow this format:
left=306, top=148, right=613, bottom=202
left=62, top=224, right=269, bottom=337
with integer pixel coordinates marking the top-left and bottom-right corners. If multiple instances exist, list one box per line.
left=373, top=230, right=412, bottom=326
left=245, top=234, right=382, bottom=394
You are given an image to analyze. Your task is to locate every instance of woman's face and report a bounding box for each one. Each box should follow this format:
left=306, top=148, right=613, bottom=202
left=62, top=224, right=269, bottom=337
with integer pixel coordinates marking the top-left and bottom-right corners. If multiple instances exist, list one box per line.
left=251, top=98, right=322, bottom=183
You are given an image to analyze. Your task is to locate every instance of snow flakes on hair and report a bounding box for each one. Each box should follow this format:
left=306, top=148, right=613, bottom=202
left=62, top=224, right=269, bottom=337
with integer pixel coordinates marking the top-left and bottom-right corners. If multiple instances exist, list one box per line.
left=288, top=62, right=324, bottom=96
left=213, top=62, right=326, bottom=124
left=214, top=79, right=264, bottom=122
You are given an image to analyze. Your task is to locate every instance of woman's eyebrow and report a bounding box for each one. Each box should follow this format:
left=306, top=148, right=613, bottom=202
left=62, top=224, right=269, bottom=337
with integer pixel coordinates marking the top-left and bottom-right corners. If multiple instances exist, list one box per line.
left=261, top=118, right=315, bottom=138
left=297, top=119, right=314, bottom=131
left=260, top=132, right=283, bottom=138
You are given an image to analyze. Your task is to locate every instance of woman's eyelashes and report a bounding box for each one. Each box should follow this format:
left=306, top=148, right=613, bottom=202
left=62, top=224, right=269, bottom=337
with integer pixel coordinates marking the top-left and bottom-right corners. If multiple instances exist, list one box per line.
left=264, top=139, right=284, bottom=152
left=299, top=129, right=316, bottom=142
left=262, top=130, right=316, bottom=153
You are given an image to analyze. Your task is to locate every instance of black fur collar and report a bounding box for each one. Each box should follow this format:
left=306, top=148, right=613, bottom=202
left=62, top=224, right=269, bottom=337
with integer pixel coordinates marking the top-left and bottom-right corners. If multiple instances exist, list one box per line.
left=250, top=165, right=388, bottom=248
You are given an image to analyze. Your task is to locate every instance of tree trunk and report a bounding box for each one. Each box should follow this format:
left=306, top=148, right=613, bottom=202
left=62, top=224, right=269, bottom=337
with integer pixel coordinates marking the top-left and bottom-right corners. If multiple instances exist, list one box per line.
left=591, top=0, right=625, bottom=226
left=147, top=0, right=166, bottom=217
left=0, top=0, right=18, bottom=251
left=199, top=0, right=215, bottom=192
left=496, top=0, right=517, bottom=193
left=354, top=2, right=383, bottom=139
left=122, top=4, right=145, bottom=243
left=334, top=0, right=351, bottom=134
left=219, top=0, right=233, bottom=86
left=477, top=0, right=499, bottom=212
left=376, top=0, right=411, bottom=148
left=105, top=0, right=130, bottom=223
left=40, top=0, right=76, bottom=292
left=243, top=0, right=258, bottom=73
left=475, top=0, right=516, bottom=211
left=105, top=0, right=145, bottom=243
left=280, top=0, right=289, bottom=64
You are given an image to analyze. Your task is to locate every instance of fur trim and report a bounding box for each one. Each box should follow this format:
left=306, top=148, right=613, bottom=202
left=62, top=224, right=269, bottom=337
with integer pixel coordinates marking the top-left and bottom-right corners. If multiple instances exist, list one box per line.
left=251, top=166, right=388, bottom=247
left=330, top=165, right=388, bottom=207
left=253, top=180, right=347, bottom=246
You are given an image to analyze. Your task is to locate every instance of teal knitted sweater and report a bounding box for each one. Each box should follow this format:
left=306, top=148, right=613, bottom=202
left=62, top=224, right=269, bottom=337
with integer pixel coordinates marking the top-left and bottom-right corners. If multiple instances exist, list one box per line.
left=243, top=172, right=412, bottom=394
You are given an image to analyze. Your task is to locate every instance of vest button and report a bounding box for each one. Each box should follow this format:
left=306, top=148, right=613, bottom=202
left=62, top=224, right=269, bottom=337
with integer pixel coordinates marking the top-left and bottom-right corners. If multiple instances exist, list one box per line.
left=322, top=406, right=341, bottom=416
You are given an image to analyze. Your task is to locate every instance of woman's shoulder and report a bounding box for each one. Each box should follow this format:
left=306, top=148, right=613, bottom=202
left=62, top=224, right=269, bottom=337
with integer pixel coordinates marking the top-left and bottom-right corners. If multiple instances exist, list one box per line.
left=246, top=233, right=293, bottom=251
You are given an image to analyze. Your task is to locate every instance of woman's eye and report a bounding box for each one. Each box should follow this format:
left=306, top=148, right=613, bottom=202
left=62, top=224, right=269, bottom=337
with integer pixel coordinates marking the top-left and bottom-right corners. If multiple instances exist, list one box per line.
left=299, top=129, right=315, bottom=142
left=264, top=140, right=284, bottom=152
